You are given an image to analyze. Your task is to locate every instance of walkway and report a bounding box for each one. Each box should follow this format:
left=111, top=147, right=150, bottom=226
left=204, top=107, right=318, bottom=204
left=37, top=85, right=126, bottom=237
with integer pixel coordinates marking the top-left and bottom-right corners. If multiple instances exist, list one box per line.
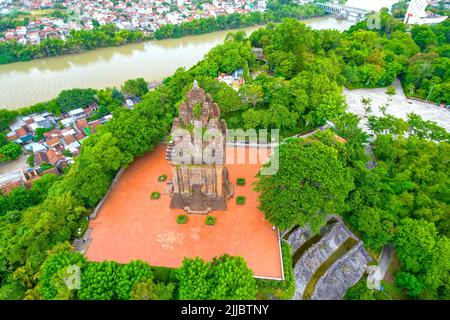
left=367, top=245, right=393, bottom=290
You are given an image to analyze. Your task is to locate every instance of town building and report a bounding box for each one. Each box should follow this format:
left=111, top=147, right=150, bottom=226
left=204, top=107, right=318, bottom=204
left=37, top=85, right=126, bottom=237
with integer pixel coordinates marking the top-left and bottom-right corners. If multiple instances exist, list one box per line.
left=404, top=0, right=448, bottom=25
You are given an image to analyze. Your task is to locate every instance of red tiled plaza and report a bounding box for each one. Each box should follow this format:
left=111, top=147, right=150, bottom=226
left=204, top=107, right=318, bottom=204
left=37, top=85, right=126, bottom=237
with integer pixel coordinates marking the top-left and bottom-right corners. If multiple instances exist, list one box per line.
left=85, top=144, right=283, bottom=279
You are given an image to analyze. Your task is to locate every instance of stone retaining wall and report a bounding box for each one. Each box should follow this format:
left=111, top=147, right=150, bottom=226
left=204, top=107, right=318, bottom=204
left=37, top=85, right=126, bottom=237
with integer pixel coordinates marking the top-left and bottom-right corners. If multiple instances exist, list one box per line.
left=286, top=227, right=310, bottom=253
left=311, top=241, right=371, bottom=300
left=292, top=223, right=352, bottom=300
left=89, top=168, right=125, bottom=219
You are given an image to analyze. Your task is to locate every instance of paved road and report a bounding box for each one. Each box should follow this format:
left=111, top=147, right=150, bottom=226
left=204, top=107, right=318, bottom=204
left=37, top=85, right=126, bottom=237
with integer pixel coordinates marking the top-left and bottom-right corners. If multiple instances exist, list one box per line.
left=0, top=153, right=28, bottom=176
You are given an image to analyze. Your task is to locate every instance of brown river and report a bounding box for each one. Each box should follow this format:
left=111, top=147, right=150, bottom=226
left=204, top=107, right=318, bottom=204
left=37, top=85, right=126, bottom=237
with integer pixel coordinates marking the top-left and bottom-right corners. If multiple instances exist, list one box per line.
left=0, top=2, right=399, bottom=110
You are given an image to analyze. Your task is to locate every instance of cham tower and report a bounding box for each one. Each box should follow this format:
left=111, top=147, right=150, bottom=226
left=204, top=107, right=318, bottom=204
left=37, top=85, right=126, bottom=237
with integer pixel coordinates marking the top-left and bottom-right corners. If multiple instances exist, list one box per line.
left=166, top=80, right=234, bottom=214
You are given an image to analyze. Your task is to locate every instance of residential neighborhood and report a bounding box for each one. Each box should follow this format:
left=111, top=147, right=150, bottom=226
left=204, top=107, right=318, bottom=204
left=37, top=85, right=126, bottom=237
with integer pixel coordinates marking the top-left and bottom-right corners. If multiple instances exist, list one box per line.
left=0, top=100, right=110, bottom=193
left=0, top=0, right=267, bottom=45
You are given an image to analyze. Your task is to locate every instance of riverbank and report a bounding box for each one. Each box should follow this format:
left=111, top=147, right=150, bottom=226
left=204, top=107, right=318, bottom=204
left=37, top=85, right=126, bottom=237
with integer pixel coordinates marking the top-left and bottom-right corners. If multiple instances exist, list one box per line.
left=0, top=16, right=354, bottom=110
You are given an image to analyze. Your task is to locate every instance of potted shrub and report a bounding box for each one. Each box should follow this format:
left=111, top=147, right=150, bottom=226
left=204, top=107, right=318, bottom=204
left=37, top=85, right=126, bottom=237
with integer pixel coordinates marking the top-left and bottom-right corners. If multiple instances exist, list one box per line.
left=158, top=174, right=167, bottom=182
left=151, top=192, right=161, bottom=200
left=236, top=196, right=246, bottom=205
left=205, top=216, right=216, bottom=226
left=177, top=214, right=188, bottom=224
left=236, top=178, right=246, bottom=186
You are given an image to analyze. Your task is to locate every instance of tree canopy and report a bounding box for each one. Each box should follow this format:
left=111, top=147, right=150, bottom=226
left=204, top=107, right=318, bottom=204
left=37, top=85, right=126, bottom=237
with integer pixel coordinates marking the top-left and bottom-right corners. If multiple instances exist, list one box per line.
left=256, top=133, right=354, bottom=232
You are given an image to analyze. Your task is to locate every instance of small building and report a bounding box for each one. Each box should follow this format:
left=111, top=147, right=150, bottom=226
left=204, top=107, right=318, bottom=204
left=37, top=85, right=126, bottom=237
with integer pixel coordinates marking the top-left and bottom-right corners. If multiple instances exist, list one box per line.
left=126, top=99, right=135, bottom=109
left=44, top=129, right=62, bottom=140
left=63, top=135, right=81, bottom=151
left=217, top=68, right=245, bottom=92
left=46, top=137, right=64, bottom=151
left=60, top=117, right=75, bottom=128
left=68, top=108, right=86, bottom=120
left=15, top=127, right=32, bottom=144
left=26, top=142, right=47, bottom=153
left=83, top=102, right=99, bottom=117
left=75, top=119, right=89, bottom=134
left=32, top=115, right=53, bottom=129
left=61, top=128, right=76, bottom=136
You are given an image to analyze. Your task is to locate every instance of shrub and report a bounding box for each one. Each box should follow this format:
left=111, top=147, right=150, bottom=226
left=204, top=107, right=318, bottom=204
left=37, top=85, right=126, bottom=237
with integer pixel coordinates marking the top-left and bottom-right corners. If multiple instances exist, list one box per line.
left=236, top=196, right=246, bottom=205
left=177, top=214, right=188, bottom=224
left=158, top=174, right=168, bottom=182
left=205, top=216, right=216, bottom=226
left=151, top=192, right=161, bottom=200
left=152, top=267, right=170, bottom=282
left=237, top=178, right=246, bottom=186
left=386, top=85, right=396, bottom=96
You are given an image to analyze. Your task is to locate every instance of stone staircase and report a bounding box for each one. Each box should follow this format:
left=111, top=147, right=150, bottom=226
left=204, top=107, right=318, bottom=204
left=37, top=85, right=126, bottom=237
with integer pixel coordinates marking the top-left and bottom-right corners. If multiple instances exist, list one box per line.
left=72, top=227, right=93, bottom=254
left=293, top=222, right=352, bottom=300
left=289, top=217, right=372, bottom=300
left=311, top=242, right=371, bottom=300
left=165, top=141, right=174, bottom=161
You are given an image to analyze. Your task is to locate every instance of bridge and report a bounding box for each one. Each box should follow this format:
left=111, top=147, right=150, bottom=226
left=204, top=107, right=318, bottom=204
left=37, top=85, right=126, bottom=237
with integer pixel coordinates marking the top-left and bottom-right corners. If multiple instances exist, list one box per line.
left=314, top=2, right=370, bottom=22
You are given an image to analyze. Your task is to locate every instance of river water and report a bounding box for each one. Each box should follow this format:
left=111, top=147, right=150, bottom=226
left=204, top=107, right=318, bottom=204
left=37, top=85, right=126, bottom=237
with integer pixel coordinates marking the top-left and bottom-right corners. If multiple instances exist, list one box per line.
left=0, top=2, right=400, bottom=110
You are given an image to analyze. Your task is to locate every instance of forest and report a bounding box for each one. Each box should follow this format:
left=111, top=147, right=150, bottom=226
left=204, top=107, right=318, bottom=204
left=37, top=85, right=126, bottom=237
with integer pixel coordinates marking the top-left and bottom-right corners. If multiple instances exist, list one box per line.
left=0, top=12, right=449, bottom=300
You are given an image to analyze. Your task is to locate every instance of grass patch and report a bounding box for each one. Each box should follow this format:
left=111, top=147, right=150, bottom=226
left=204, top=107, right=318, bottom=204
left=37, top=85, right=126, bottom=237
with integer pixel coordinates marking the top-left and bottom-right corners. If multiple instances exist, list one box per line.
left=236, top=178, right=246, bottom=186
left=151, top=192, right=161, bottom=200
left=177, top=214, right=187, bottom=224
left=158, top=174, right=167, bottom=182
left=302, top=237, right=358, bottom=300
left=205, top=216, right=216, bottom=226
left=236, top=196, right=246, bottom=205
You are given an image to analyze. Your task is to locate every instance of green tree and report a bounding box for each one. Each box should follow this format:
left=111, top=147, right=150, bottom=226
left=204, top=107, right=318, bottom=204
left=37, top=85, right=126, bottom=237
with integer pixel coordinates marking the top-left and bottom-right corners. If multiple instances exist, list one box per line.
left=116, top=260, right=154, bottom=300
left=256, top=135, right=354, bottom=231
left=130, top=279, right=175, bottom=300
left=56, top=88, right=96, bottom=113
left=345, top=278, right=391, bottom=300
left=411, top=25, right=438, bottom=51
left=0, top=142, right=22, bottom=163
left=121, top=78, right=149, bottom=97
left=395, top=272, right=422, bottom=297
left=178, top=255, right=256, bottom=300
left=77, top=261, right=119, bottom=300
left=394, top=218, right=437, bottom=274
left=239, top=83, right=264, bottom=108
left=37, top=244, right=87, bottom=300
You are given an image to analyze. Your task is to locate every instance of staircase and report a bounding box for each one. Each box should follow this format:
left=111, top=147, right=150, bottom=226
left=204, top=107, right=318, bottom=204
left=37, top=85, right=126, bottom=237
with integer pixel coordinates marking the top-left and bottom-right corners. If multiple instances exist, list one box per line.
left=165, top=141, right=174, bottom=161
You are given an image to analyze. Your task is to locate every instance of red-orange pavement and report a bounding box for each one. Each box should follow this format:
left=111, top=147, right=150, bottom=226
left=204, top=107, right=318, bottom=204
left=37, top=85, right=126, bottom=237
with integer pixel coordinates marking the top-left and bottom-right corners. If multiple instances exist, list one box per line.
left=85, top=144, right=283, bottom=279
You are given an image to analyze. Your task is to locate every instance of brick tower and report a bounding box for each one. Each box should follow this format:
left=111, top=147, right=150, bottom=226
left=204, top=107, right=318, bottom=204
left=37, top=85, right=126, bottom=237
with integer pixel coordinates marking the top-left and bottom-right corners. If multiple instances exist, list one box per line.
left=166, top=81, right=233, bottom=214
